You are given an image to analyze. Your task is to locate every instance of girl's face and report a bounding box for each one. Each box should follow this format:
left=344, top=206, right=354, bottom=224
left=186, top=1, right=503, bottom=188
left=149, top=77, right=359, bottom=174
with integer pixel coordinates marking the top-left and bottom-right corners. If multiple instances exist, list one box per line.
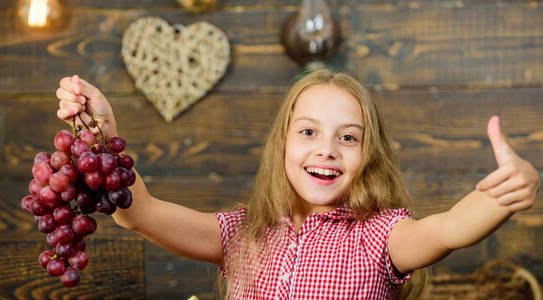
left=285, top=84, right=364, bottom=215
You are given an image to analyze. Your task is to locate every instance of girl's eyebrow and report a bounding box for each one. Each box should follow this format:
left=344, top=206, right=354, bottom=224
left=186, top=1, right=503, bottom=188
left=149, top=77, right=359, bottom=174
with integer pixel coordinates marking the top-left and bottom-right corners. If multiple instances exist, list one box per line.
left=293, top=117, right=364, bottom=131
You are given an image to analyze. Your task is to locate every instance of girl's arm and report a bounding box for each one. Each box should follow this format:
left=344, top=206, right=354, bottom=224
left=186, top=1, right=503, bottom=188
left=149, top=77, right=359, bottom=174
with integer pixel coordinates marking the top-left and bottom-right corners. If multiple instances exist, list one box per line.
left=56, top=76, right=223, bottom=265
left=113, top=170, right=223, bottom=264
left=388, top=116, right=540, bottom=274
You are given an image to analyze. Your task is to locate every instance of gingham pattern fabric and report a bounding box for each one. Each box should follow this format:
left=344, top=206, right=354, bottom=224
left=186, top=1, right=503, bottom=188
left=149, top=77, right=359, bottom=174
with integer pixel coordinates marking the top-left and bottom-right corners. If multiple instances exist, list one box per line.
left=215, top=205, right=413, bottom=299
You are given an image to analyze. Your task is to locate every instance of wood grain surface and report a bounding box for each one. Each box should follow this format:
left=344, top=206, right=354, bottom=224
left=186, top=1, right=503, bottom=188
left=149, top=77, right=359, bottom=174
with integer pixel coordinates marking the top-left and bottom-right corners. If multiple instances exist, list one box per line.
left=1, top=0, right=542, bottom=298
left=0, top=237, right=144, bottom=300
left=1, top=2, right=543, bottom=93
left=2, top=88, right=542, bottom=178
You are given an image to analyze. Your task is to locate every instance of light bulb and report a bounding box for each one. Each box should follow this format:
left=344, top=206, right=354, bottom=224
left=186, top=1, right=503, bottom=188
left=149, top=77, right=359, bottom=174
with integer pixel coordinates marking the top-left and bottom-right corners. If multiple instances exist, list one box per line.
left=176, top=0, right=217, bottom=13
left=18, top=0, right=64, bottom=28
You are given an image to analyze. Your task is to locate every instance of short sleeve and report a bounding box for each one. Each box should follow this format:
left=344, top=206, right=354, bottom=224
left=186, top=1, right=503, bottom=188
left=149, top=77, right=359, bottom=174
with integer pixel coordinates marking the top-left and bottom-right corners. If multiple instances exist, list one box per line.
left=214, top=207, right=247, bottom=274
left=363, top=208, right=413, bottom=285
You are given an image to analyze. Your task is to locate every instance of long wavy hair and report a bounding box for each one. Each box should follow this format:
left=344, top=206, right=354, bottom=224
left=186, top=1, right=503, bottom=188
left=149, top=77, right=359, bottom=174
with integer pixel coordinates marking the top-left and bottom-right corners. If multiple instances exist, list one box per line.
left=218, top=68, right=428, bottom=299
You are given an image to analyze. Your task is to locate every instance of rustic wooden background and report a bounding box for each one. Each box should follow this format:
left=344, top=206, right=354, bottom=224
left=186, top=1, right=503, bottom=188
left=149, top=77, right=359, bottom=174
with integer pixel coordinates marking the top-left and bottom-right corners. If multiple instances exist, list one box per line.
left=1, top=0, right=542, bottom=299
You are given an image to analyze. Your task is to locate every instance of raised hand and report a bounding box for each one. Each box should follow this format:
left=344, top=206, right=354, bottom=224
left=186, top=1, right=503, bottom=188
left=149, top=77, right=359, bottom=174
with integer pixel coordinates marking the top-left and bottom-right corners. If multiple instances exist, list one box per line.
left=476, top=116, right=540, bottom=212
left=56, top=75, right=118, bottom=139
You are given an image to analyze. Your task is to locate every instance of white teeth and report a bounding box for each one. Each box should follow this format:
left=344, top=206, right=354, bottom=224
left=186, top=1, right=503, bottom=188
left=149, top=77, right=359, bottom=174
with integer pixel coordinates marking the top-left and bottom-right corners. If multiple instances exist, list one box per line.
left=306, top=167, right=341, bottom=176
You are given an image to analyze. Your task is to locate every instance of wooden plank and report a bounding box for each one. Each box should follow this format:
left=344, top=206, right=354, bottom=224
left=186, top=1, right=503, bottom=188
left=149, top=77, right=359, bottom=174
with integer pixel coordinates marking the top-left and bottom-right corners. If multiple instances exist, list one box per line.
left=0, top=237, right=144, bottom=300
left=146, top=259, right=218, bottom=300
left=2, top=88, right=543, bottom=178
left=1, top=3, right=543, bottom=93
left=0, top=0, right=508, bottom=10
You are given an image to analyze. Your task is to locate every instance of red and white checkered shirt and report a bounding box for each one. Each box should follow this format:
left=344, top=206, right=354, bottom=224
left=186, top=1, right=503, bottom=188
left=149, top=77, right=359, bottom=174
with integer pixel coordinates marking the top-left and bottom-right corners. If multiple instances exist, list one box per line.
left=215, top=205, right=413, bottom=299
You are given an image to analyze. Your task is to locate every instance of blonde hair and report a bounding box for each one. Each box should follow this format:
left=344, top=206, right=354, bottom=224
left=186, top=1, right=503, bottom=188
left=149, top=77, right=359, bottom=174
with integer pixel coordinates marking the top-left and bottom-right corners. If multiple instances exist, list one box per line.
left=219, top=68, right=428, bottom=299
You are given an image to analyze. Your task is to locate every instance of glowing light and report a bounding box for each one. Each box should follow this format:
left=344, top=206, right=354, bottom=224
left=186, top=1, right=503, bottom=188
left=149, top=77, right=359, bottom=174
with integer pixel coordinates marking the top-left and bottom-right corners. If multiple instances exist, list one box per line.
left=27, top=0, right=48, bottom=27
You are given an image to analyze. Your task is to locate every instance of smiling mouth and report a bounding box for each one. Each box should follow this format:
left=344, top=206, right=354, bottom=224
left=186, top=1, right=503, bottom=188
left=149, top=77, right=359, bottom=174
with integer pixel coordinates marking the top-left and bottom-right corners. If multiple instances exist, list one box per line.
left=304, top=167, right=343, bottom=180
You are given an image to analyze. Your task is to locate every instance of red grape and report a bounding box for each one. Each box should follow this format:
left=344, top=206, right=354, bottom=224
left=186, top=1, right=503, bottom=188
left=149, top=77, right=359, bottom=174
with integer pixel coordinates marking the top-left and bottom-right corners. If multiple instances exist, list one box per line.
left=59, top=164, right=79, bottom=183
left=60, top=184, right=76, bottom=202
left=37, top=214, right=57, bottom=233
left=117, top=188, right=133, bottom=209
left=32, top=161, right=53, bottom=183
left=55, top=224, right=74, bottom=244
left=90, top=143, right=104, bottom=154
left=34, top=152, right=51, bottom=164
left=39, top=250, right=55, bottom=268
left=50, top=151, right=70, bottom=170
left=54, top=130, right=75, bottom=152
left=72, top=235, right=86, bottom=252
left=29, top=178, right=46, bottom=196
left=127, top=169, right=136, bottom=186
left=97, top=153, right=117, bottom=174
left=21, top=195, right=35, bottom=213
left=104, top=172, right=120, bottom=191
left=71, top=139, right=89, bottom=158
left=79, top=129, right=96, bottom=146
left=56, top=242, right=75, bottom=258
left=53, top=205, right=73, bottom=225
left=49, top=172, right=69, bottom=192
left=31, top=197, right=53, bottom=216
left=71, top=215, right=96, bottom=236
left=76, top=191, right=96, bottom=214
left=47, top=258, right=66, bottom=276
left=114, top=167, right=131, bottom=187
left=39, top=185, right=60, bottom=208
left=108, top=137, right=126, bottom=153
left=61, top=268, right=80, bottom=287
left=84, top=170, right=103, bottom=188
left=117, top=154, right=134, bottom=169
left=68, top=251, right=88, bottom=270
left=96, top=193, right=116, bottom=215
left=77, top=152, right=97, bottom=172
left=47, top=231, right=59, bottom=248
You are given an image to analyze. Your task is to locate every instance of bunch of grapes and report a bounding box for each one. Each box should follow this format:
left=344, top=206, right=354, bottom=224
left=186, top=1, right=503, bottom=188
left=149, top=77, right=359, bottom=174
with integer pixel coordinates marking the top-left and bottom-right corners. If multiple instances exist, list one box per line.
left=20, top=123, right=135, bottom=287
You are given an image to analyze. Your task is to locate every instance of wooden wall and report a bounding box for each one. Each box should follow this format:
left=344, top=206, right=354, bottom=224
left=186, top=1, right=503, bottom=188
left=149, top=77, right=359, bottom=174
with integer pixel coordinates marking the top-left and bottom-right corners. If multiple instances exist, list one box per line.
left=1, top=0, right=542, bottom=298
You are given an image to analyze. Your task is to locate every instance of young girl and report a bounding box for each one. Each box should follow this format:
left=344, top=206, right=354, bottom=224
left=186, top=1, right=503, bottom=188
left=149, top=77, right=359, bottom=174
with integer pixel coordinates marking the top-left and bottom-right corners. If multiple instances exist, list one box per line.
left=55, top=69, right=539, bottom=299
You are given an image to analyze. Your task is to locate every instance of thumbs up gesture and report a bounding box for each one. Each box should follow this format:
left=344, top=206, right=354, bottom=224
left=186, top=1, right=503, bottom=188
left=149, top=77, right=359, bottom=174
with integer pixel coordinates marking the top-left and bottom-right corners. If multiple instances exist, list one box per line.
left=476, top=116, right=540, bottom=212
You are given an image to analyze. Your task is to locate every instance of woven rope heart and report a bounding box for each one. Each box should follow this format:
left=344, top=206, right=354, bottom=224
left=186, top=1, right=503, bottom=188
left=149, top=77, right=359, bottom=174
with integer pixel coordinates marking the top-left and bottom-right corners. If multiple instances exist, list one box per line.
left=121, top=17, right=230, bottom=122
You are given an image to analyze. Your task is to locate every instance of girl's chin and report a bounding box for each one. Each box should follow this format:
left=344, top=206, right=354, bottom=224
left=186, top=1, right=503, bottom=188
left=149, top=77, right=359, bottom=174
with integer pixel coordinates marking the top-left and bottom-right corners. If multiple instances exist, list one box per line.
left=298, top=195, right=342, bottom=209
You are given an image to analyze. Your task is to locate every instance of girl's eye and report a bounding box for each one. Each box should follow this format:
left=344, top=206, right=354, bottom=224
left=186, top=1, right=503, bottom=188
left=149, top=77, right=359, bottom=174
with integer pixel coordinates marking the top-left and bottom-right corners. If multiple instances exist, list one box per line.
left=300, top=129, right=314, bottom=136
left=340, top=134, right=357, bottom=142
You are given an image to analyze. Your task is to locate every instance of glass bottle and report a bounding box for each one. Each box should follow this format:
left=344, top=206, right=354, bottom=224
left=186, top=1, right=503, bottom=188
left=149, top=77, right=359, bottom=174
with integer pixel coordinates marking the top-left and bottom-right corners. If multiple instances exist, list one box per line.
left=281, top=0, right=342, bottom=68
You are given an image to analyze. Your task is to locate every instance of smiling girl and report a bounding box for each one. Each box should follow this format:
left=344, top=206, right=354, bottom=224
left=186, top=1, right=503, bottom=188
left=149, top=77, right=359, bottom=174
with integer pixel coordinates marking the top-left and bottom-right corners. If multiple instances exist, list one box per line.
left=55, top=69, right=539, bottom=299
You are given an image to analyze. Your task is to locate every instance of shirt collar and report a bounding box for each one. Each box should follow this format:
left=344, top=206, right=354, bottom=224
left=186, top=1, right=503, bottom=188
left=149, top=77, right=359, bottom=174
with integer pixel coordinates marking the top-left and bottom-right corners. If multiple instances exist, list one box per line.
left=315, top=203, right=356, bottom=220
left=280, top=203, right=357, bottom=226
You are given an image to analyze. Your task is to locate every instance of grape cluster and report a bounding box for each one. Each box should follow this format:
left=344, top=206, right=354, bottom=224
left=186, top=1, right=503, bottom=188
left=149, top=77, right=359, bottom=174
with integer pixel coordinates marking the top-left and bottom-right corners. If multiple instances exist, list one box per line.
left=20, top=128, right=135, bottom=287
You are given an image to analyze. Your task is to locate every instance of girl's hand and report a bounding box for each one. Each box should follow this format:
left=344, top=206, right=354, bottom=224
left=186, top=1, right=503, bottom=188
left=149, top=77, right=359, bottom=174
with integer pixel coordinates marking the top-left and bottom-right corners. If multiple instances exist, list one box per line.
left=476, top=116, right=541, bottom=212
left=56, top=75, right=118, bottom=138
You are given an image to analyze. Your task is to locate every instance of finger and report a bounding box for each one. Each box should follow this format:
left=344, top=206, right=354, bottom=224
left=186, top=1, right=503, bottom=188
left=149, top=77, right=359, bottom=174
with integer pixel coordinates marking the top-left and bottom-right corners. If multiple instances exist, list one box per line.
left=60, top=76, right=81, bottom=95
left=476, top=165, right=515, bottom=191
left=57, top=108, right=77, bottom=121
left=496, top=188, right=532, bottom=206
left=504, top=200, right=533, bottom=212
left=487, top=116, right=518, bottom=167
left=57, top=88, right=85, bottom=104
left=487, top=175, right=527, bottom=198
left=58, top=100, right=85, bottom=119
left=78, top=78, right=101, bottom=100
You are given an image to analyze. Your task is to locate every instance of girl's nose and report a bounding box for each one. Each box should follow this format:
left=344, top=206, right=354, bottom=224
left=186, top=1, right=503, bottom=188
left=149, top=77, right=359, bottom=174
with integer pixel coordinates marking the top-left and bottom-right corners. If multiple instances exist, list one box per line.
left=315, top=138, right=338, bottom=159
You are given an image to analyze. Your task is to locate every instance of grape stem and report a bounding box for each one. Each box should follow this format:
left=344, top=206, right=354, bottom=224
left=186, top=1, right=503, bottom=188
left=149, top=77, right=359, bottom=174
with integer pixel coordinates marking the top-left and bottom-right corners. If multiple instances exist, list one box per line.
left=71, top=116, right=77, bottom=139
left=73, top=97, right=106, bottom=145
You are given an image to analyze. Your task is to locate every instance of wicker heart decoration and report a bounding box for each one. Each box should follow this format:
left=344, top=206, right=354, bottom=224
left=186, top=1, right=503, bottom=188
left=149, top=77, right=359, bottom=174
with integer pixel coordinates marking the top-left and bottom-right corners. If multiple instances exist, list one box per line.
left=121, top=17, right=230, bottom=122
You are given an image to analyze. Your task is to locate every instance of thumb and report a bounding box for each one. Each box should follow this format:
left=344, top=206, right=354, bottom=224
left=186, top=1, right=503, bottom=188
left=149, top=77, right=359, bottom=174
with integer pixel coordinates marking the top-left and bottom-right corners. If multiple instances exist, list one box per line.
left=487, top=115, right=516, bottom=166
